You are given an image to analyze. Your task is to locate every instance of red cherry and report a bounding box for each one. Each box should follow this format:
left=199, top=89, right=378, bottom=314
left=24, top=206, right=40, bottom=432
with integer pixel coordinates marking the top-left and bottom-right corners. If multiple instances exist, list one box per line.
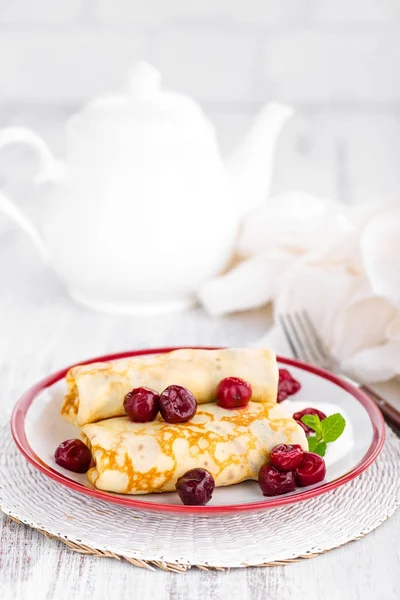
left=278, top=388, right=289, bottom=402
left=270, top=444, right=304, bottom=471
left=277, top=369, right=301, bottom=403
left=216, top=377, right=252, bottom=409
left=176, top=468, right=215, bottom=505
left=123, top=387, right=159, bottom=422
left=54, top=439, right=92, bottom=473
left=293, top=407, right=327, bottom=436
left=159, top=385, right=197, bottom=423
left=295, top=452, right=326, bottom=486
left=258, top=464, right=296, bottom=496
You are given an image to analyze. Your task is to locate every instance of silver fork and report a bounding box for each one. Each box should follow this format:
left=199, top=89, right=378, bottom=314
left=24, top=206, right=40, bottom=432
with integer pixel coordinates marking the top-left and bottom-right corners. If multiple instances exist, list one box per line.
left=278, top=310, right=400, bottom=429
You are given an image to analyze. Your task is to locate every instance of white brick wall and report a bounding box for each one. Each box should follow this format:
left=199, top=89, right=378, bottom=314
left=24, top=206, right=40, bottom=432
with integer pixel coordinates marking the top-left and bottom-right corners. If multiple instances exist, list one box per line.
left=0, top=31, right=146, bottom=102
left=151, top=28, right=258, bottom=103
left=0, top=0, right=399, bottom=206
left=0, top=0, right=83, bottom=25
left=312, top=0, right=400, bottom=23
left=263, top=31, right=400, bottom=104
left=95, top=0, right=307, bottom=26
left=271, top=113, right=400, bottom=204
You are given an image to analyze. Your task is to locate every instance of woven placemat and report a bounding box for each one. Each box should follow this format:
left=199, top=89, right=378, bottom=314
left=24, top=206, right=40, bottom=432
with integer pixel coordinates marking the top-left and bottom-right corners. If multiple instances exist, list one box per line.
left=1, top=424, right=399, bottom=571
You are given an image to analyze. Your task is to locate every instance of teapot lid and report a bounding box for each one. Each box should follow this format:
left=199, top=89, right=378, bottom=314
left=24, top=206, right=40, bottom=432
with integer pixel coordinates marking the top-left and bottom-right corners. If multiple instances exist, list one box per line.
left=70, top=62, right=215, bottom=145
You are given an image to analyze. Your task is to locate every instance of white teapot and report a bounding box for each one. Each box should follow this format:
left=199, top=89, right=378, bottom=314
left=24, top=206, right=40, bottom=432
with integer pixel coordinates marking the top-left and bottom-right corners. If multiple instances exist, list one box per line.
left=0, top=63, right=292, bottom=314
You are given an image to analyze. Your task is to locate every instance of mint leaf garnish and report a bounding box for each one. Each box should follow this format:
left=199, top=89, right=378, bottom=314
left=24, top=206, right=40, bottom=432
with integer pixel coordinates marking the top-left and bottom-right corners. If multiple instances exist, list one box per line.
left=301, top=414, right=323, bottom=439
left=314, top=441, right=327, bottom=457
left=307, top=436, right=319, bottom=452
left=300, top=410, right=346, bottom=456
left=307, top=436, right=327, bottom=456
left=321, top=413, right=346, bottom=443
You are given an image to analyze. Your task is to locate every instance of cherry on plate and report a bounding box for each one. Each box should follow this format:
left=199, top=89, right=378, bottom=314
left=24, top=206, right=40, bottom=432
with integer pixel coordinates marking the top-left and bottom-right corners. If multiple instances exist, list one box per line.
left=258, top=464, right=296, bottom=496
left=123, top=387, right=159, bottom=422
left=216, top=377, right=252, bottom=409
left=277, top=369, right=302, bottom=403
left=293, top=407, right=327, bottom=436
left=176, top=468, right=215, bottom=505
left=159, top=385, right=197, bottom=423
left=54, top=439, right=92, bottom=473
left=295, top=452, right=326, bottom=486
left=270, top=444, right=304, bottom=471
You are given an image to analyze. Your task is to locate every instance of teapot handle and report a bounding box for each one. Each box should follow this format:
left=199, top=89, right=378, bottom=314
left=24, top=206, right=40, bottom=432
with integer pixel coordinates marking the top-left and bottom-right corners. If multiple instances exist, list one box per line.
left=0, top=127, right=65, bottom=183
left=0, top=189, right=47, bottom=259
left=0, top=128, right=65, bottom=260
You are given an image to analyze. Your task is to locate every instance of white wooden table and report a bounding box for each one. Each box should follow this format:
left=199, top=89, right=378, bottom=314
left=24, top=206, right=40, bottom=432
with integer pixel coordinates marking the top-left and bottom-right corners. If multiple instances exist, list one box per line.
left=0, top=232, right=399, bottom=600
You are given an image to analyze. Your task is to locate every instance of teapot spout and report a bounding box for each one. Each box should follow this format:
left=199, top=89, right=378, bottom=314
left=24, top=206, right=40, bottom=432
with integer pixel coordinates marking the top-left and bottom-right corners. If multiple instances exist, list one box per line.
left=225, top=102, right=293, bottom=219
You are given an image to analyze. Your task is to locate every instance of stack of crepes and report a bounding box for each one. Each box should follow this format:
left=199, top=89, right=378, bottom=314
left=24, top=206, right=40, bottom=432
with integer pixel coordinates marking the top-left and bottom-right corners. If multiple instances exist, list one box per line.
left=61, top=348, right=307, bottom=495
left=198, top=193, right=400, bottom=385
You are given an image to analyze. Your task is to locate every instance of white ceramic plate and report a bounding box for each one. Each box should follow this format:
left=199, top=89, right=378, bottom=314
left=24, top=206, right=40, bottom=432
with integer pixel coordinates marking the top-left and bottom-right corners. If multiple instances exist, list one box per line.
left=11, top=347, right=385, bottom=514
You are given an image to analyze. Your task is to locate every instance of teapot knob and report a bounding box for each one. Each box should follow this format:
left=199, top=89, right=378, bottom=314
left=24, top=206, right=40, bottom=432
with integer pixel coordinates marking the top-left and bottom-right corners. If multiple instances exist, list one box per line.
left=127, top=62, right=161, bottom=102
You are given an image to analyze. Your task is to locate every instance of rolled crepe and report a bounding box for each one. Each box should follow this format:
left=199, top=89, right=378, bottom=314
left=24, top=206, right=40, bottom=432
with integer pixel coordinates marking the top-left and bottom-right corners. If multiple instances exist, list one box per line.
left=63, top=348, right=278, bottom=427
left=81, top=402, right=307, bottom=495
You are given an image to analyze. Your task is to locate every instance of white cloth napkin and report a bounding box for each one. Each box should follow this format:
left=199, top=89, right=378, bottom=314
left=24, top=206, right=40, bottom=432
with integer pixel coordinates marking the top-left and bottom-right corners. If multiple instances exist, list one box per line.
left=198, top=192, right=400, bottom=384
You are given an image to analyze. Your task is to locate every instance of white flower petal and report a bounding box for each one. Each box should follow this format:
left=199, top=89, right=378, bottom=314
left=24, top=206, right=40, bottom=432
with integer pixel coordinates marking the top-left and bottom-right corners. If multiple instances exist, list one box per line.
left=274, top=261, right=363, bottom=349
left=386, top=313, right=400, bottom=341
left=199, top=192, right=400, bottom=385
left=238, top=191, right=344, bottom=257
left=361, top=209, right=400, bottom=306
left=333, top=296, right=397, bottom=360
left=342, top=341, right=400, bottom=383
left=198, top=250, right=294, bottom=316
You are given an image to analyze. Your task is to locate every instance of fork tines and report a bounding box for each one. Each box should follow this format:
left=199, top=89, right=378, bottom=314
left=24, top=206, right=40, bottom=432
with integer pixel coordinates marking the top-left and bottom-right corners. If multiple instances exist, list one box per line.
left=278, top=311, right=335, bottom=371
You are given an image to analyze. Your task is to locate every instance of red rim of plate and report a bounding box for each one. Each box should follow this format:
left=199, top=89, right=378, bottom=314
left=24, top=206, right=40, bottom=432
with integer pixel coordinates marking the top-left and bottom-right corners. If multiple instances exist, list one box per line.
left=11, top=346, right=386, bottom=514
